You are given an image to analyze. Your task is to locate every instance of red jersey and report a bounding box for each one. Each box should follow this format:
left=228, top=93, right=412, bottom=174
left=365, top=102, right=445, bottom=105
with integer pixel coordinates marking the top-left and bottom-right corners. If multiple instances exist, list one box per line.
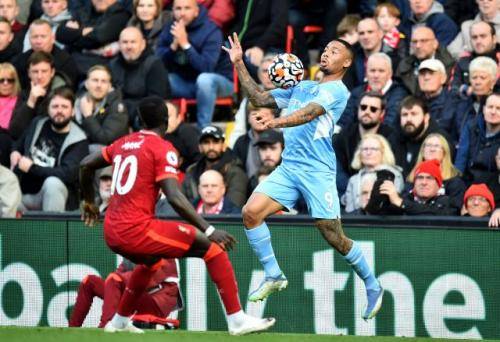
left=102, top=130, right=179, bottom=230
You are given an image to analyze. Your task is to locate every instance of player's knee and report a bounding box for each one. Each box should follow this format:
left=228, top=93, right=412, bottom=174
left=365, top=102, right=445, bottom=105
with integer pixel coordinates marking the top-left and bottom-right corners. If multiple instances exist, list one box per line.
left=242, top=203, right=262, bottom=228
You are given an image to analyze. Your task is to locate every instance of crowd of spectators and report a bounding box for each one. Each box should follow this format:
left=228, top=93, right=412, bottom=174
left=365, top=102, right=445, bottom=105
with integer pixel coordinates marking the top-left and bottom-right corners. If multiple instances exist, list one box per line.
left=0, top=0, right=498, bottom=227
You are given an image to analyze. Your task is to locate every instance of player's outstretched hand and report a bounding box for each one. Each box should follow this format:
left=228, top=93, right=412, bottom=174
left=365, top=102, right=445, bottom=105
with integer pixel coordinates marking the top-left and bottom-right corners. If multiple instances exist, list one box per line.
left=222, top=32, right=243, bottom=64
left=81, top=201, right=100, bottom=227
left=209, top=229, right=237, bottom=251
left=252, top=111, right=277, bottom=129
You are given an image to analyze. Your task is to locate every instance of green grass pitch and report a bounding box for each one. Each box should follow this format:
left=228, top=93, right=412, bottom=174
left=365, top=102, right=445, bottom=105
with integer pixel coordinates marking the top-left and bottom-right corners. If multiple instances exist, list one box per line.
left=0, top=327, right=492, bottom=342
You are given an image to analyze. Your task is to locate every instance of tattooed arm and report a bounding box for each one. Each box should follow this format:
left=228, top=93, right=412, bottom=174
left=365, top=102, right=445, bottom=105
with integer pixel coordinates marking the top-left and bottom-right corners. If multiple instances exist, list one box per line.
left=223, top=32, right=277, bottom=108
left=255, top=102, right=325, bottom=129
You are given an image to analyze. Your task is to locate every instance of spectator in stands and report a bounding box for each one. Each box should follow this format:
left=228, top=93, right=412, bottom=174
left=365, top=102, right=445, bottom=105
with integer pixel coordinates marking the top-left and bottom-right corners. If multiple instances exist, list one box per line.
left=247, top=128, right=284, bottom=194
left=396, top=26, right=455, bottom=95
left=109, top=26, right=169, bottom=129
left=22, top=0, right=72, bottom=51
left=338, top=52, right=408, bottom=128
left=450, top=21, right=499, bottom=97
left=461, top=183, right=495, bottom=217
left=354, top=172, right=377, bottom=215
left=392, top=95, right=453, bottom=177
left=14, top=19, right=78, bottom=89
left=10, top=87, right=89, bottom=212
left=336, top=14, right=361, bottom=46
left=69, top=258, right=181, bottom=329
left=486, top=146, right=500, bottom=208
left=156, top=0, right=233, bottom=129
left=0, top=62, right=20, bottom=131
left=164, top=101, right=200, bottom=173
left=8, top=51, right=70, bottom=140
left=334, top=92, right=397, bottom=195
left=182, top=125, right=248, bottom=207
left=453, top=56, right=497, bottom=142
left=56, top=0, right=130, bottom=78
left=0, top=0, right=24, bottom=46
left=345, top=17, right=403, bottom=89
left=229, top=0, right=287, bottom=68
left=374, top=2, right=406, bottom=56
left=193, top=169, right=240, bottom=214
left=378, top=159, right=457, bottom=215
left=400, top=0, right=458, bottom=47
left=455, top=92, right=500, bottom=185
left=233, top=103, right=278, bottom=178
left=406, top=133, right=466, bottom=213
left=341, top=133, right=403, bottom=213
left=74, top=65, right=129, bottom=151
left=0, top=17, right=21, bottom=63
left=127, top=0, right=171, bottom=50
left=0, top=164, right=21, bottom=217
left=448, top=0, right=500, bottom=59
left=288, top=0, right=345, bottom=67
left=164, top=0, right=235, bottom=31
left=417, top=59, right=458, bottom=132
left=97, top=166, right=112, bottom=213
left=228, top=54, right=278, bottom=148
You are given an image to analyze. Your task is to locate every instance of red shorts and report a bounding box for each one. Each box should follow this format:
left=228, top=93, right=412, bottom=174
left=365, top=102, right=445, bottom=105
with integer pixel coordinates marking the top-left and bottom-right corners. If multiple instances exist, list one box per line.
left=104, top=219, right=197, bottom=263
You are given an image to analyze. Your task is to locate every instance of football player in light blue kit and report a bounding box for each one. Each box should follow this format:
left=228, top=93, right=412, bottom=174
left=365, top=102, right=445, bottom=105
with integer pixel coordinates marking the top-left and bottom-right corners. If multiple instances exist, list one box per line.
left=223, top=33, right=384, bottom=320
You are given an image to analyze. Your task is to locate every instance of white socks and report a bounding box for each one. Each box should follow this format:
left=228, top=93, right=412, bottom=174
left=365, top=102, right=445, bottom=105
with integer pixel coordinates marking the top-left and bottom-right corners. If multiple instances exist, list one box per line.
left=227, top=310, right=246, bottom=327
left=110, top=313, right=130, bottom=329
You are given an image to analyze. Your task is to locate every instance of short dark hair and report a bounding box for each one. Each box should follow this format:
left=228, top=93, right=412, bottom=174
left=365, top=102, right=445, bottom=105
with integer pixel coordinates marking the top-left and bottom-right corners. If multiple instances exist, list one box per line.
left=49, top=86, right=75, bottom=105
left=138, top=96, right=168, bottom=129
left=0, top=17, right=12, bottom=31
left=332, top=38, right=354, bottom=61
left=28, top=51, right=55, bottom=68
left=471, top=20, right=496, bottom=37
left=360, top=91, right=386, bottom=111
left=400, top=95, right=429, bottom=114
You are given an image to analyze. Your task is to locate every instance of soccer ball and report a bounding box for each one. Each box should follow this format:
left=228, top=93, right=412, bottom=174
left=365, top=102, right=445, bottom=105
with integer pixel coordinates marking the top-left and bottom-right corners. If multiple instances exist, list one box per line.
left=268, top=53, right=305, bottom=89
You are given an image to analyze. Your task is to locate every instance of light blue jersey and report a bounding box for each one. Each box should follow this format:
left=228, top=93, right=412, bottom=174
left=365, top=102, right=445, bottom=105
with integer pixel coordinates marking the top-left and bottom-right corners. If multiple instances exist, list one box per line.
left=270, top=80, right=350, bottom=172
left=254, top=79, right=350, bottom=219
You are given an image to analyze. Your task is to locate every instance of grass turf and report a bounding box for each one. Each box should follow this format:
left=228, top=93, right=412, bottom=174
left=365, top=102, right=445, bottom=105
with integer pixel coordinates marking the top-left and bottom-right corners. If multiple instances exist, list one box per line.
left=0, top=327, right=490, bottom=342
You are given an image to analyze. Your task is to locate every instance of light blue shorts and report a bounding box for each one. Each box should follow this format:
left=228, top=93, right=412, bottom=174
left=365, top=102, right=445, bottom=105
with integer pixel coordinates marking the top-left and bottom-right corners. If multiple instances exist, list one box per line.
left=254, top=164, right=340, bottom=219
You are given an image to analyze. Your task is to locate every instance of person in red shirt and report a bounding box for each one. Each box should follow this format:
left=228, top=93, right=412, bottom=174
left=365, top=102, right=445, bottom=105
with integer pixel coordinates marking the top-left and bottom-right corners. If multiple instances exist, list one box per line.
left=79, top=96, right=275, bottom=335
left=69, top=258, right=181, bottom=329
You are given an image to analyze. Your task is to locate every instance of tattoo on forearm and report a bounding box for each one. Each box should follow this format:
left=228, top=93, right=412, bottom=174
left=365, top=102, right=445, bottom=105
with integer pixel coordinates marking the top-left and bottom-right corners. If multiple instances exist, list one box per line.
left=235, top=61, right=277, bottom=108
left=274, top=103, right=325, bottom=128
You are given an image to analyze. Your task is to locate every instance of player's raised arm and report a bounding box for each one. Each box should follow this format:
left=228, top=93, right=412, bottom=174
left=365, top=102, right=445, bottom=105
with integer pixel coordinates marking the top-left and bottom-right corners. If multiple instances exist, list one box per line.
left=79, top=150, right=109, bottom=226
left=222, top=32, right=277, bottom=108
left=159, top=178, right=236, bottom=250
left=255, top=102, right=326, bottom=129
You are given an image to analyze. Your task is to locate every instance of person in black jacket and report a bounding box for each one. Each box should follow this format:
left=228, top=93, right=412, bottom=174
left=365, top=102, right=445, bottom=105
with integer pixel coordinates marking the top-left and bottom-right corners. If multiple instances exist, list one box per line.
left=109, top=26, right=170, bottom=130
left=56, top=0, right=130, bottom=78
left=392, top=95, right=454, bottom=177
left=0, top=17, right=22, bottom=63
left=14, top=19, right=78, bottom=89
left=74, top=64, right=129, bottom=151
left=378, top=159, right=457, bottom=215
left=8, top=51, right=70, bottom=140
left=10, top=87, right=89, bottom=211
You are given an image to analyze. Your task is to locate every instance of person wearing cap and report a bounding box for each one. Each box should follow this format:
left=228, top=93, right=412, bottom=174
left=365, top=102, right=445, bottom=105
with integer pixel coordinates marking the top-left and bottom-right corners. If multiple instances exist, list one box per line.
left=396, top=26, right=454, bottom=95
left=233, top=103, right=279, bottom=179
left=461, top=183, right=495, bottom=217
left=379, top=159, right=457, bottom=215
left=97, top=166, right=112, bottom=213
left=182, top=124, right=248, bottom=207
left=417, top=58, right=459, bottom=132
left=247, top=129, right=284, bottom=195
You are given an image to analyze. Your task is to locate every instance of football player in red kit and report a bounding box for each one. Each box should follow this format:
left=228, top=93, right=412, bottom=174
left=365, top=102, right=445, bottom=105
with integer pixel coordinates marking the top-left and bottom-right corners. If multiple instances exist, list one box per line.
left=79, top=96, right=275, bottom=335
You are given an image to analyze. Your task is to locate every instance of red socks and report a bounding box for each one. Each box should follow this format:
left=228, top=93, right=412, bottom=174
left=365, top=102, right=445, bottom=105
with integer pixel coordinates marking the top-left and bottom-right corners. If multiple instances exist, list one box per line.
left=203, top=244, right=242, bottom=315
left=116, top=264, right=157, bottom=317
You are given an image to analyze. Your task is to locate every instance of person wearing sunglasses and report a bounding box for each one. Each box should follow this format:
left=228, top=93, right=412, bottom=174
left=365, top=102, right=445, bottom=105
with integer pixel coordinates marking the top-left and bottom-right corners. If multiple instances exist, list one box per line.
left=334, top=91, right=398, bottom=195
left=0, top=62, right=20, bottom=131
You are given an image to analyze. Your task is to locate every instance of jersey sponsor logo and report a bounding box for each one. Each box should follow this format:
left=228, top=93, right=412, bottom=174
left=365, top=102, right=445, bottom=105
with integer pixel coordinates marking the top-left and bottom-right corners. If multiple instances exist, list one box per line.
left=121, top=139, right=144, bottom=150
left=178, top=225, right=190, bottom=235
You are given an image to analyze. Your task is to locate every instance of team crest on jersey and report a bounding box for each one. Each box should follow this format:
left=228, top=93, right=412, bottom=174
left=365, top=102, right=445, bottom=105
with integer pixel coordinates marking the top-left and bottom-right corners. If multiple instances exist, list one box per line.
left=178, top=225, right=190, bottom=235
left=166, top=151, right=178, bottom=166
left=121, top=139, right=144, bottom=150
